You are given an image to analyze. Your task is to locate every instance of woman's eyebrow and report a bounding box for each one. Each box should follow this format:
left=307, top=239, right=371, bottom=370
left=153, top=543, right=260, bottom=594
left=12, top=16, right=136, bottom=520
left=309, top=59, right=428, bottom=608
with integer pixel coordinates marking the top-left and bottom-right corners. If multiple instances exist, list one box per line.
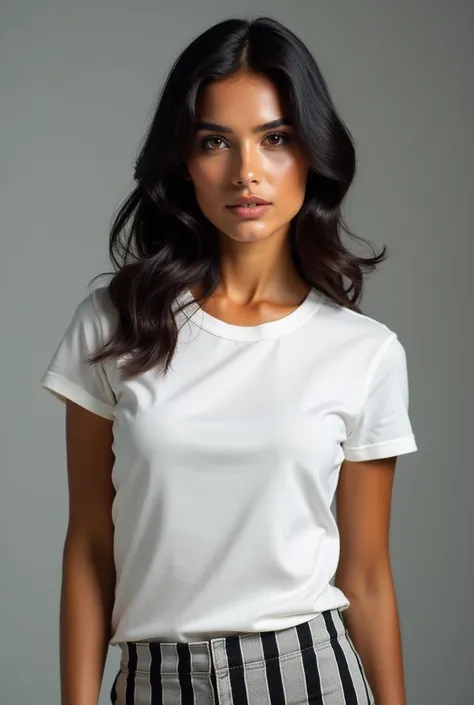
left=195, top=117, right=293, bottom=134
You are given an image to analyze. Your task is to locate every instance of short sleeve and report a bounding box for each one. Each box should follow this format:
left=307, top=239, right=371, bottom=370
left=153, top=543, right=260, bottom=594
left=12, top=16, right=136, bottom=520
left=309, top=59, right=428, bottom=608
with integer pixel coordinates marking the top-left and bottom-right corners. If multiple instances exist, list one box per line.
left=342, top=334, right=418, bottom=461
left=39, top=290, right=116, bottom=420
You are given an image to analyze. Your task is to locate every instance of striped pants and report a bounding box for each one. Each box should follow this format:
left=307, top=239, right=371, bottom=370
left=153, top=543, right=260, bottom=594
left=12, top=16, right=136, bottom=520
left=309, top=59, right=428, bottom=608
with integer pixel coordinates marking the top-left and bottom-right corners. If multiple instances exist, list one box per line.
left=110, top=610, right=375, bottom=705
left=111, top=608, right=375, bottom=704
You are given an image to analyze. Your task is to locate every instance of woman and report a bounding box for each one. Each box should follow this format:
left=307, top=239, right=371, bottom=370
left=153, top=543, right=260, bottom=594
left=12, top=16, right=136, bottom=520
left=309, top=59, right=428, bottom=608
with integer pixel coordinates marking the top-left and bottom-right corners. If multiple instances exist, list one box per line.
left=40, top=16, right=418, bottom=705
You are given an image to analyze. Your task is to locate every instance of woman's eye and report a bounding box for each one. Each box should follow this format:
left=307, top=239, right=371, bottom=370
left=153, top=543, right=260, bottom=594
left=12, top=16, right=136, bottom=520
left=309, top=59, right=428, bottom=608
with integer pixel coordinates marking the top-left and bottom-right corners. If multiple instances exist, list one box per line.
left=201, top=136, right=226, bottom=150
left=264, top=132, right=290, bottom=147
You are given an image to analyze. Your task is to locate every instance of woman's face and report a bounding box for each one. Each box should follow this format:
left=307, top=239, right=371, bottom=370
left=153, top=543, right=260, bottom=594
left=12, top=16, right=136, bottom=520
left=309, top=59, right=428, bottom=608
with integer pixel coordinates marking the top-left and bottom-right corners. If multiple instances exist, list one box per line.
left=186, top=72, right=309, bottom=244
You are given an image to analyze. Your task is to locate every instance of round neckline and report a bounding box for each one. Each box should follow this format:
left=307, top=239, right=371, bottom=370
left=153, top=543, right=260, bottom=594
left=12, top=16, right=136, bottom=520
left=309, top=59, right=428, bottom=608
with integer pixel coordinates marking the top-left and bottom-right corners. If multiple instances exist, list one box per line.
left=179, top=287, right=325, bottom=341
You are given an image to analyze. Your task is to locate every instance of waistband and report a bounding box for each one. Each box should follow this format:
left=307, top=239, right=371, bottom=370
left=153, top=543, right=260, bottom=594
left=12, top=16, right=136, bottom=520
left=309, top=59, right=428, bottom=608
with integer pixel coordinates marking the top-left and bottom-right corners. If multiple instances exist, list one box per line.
left=118, top=609, right=347, bottom=675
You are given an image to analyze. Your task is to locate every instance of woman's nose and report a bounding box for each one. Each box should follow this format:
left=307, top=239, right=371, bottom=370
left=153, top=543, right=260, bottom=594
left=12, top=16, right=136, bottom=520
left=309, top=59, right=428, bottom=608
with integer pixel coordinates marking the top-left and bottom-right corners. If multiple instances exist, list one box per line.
left=231, top=145, right=262, bottom=187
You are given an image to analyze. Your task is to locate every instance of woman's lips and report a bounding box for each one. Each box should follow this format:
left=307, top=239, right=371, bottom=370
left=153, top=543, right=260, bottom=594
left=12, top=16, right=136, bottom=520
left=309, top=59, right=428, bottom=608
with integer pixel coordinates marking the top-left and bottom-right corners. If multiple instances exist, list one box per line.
left=226, top=204, right=272, bottom=219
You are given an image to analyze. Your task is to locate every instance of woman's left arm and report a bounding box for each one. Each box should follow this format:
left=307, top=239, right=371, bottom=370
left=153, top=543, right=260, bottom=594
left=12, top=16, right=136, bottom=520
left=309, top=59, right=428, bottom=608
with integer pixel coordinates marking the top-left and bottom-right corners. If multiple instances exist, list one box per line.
left=334, top=455, right=406, bottom=705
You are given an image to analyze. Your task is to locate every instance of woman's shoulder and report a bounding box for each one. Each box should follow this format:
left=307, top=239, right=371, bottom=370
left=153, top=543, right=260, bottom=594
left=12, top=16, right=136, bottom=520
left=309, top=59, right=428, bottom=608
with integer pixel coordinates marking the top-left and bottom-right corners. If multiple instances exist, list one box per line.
left=318, top=292, right=399, bottom=350
left=72, top=284, right=118, bottom=337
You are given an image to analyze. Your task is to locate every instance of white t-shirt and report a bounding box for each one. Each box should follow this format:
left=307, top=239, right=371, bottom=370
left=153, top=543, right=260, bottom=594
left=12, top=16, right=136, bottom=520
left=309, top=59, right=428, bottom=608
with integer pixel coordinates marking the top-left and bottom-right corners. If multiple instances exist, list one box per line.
left=40, top=285, right=418, bottom=644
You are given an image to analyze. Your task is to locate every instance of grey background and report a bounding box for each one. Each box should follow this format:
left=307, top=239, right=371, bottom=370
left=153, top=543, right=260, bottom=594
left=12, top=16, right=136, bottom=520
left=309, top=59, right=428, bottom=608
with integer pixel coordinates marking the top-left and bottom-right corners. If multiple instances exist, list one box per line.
left=2, top=0, right=472, bottom=703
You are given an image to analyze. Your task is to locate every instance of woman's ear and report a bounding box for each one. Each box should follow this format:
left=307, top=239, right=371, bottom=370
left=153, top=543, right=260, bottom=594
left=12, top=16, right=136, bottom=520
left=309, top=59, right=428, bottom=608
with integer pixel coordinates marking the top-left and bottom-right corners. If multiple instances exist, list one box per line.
left=181, top=163, right=192, bottom=181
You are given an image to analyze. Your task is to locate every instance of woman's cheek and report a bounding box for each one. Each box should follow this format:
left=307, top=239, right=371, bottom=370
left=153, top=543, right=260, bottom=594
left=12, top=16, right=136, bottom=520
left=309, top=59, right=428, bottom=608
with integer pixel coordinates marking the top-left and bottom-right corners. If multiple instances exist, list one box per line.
left=269, top=151, right=303, bottom=177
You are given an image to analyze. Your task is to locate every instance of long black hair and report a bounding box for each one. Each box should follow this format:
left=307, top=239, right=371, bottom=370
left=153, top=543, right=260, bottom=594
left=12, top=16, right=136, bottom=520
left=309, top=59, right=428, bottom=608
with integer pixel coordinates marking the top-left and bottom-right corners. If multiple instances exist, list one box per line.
left=89, top=15, right=387, bottom=378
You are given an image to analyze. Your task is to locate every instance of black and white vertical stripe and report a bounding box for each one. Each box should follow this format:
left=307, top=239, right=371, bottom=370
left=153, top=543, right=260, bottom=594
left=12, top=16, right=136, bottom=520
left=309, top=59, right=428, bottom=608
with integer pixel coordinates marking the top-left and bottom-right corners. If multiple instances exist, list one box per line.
left=111, top=609, right=375, bottom=704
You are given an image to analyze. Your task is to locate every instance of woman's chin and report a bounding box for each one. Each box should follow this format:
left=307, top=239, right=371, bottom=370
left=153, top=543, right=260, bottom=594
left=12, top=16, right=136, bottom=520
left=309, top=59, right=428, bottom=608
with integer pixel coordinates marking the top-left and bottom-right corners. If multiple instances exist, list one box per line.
left=218, top=222, right=277, bottom=243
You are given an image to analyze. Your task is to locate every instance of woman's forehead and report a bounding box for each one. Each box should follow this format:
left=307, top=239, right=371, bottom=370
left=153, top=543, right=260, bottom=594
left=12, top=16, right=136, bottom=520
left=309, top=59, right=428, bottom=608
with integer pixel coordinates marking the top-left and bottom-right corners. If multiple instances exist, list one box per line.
left=195, top=72, right=286, bottom=126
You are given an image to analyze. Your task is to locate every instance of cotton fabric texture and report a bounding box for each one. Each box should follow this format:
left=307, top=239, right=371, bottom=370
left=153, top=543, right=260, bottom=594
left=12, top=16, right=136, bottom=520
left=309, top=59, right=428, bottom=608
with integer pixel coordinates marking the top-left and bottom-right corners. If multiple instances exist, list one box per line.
left=111, top=608, right=375, bottom=705
left=39, top=285, right=417, bottom=645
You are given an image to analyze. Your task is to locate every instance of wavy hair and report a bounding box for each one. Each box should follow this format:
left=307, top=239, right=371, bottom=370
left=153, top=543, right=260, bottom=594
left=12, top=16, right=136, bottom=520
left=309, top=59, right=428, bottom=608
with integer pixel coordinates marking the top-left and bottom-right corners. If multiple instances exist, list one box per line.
left=89, top=15, right=387, bottom=378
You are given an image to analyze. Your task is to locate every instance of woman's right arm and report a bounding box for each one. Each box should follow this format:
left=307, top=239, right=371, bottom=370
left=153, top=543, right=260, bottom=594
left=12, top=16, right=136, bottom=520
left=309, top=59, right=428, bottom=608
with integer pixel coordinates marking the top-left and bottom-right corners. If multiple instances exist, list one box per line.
left=60, top=400, right=116, bottom=705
